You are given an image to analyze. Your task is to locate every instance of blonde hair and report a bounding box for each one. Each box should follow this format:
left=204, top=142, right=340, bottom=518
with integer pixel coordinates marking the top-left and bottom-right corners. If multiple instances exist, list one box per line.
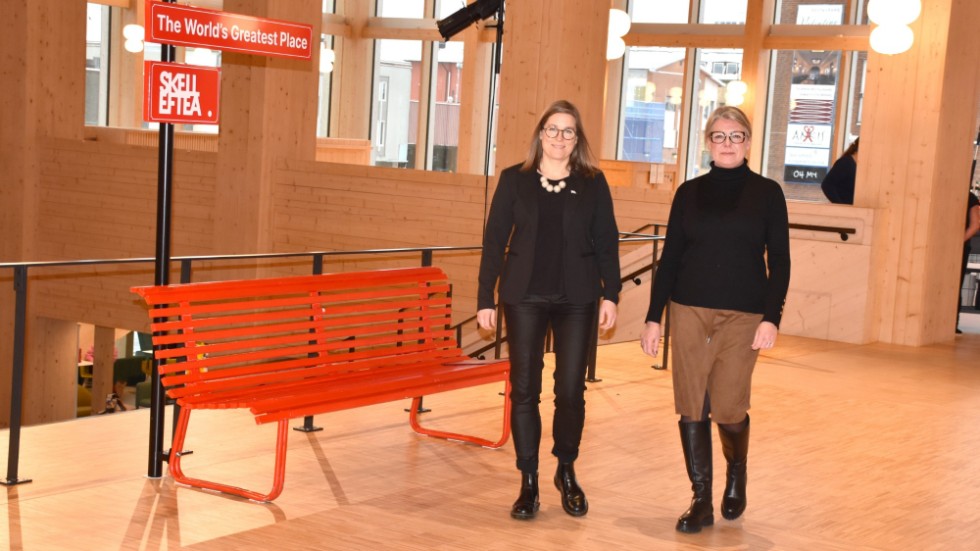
left=520, top=100, right=599, bottom=177
left=704, top=105, right=752, bottom=142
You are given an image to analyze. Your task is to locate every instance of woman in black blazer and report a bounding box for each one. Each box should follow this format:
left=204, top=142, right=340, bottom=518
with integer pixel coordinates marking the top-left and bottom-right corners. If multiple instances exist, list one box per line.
left=477, top=100, right=621, bottom=520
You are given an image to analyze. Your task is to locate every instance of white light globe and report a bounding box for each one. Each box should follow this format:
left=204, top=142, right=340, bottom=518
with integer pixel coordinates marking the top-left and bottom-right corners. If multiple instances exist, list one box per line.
left=320, top=48, right=337, bottom=73
left=867, top=0, right=921, bottom=26
left=123, top=24, right=144, bottom=41
left=725, top=93, right=745, bottom=107
left=608, top=9, right=631, bottom=38
left=185, top=48, right=214, bottom=66
left=124, top=38, right=144, bottom=53
left=606, top=37, right=626, bottom=61
left=870, top=24, right=914, bottom=55
left=726, top=80, right=748, bottom=96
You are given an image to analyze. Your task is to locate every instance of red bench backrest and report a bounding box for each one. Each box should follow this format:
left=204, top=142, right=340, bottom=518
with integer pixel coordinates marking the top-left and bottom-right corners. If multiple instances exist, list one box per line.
left=131, top=267, right=459, bottom=401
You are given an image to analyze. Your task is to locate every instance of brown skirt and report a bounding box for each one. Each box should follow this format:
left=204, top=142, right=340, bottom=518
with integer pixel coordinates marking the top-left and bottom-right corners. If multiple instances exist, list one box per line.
left=669, top=301, right=762, bottom=424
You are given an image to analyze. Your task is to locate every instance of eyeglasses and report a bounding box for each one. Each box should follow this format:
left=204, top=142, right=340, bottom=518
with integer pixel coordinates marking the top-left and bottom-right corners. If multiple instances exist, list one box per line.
left=708, top=131, right=748, bottom=144
left=543, top=125, right=577, bottom=140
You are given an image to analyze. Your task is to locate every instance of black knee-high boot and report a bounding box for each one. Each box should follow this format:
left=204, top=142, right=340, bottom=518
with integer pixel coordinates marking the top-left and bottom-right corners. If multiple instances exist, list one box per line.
left=718, top=415, right=749, bottom=520
left=511, top=472, right=540, bottom=520
left=677, top=420, right=714, bottom=533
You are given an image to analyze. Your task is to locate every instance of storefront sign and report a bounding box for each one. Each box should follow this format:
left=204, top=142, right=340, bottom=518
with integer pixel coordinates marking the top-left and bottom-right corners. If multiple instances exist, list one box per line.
left=143, top=61, right=220, bottom=125
left=145, top=0, right=313, bottom=60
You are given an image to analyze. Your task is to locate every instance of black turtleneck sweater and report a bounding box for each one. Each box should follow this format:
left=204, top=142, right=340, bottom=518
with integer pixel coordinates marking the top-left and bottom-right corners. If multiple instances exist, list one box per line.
left=645, top=161, right=791, bottom=326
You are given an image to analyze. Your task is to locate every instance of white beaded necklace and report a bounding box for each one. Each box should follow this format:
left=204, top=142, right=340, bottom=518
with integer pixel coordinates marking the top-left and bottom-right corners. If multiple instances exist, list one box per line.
left=539, top=174, right=567, bottom=193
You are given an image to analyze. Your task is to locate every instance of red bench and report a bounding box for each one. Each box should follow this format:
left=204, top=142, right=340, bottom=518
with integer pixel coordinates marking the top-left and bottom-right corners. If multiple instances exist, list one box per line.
left=132, top=266, right=511, bottom=502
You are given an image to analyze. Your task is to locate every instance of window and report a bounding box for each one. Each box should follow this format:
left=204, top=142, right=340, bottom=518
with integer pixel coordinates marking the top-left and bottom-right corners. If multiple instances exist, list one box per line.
left=430, top=40, right=463, bottom=172
left=700, top=0, right=747, bottom=24
left=85, top=3, right=110, bottom=126
left=762, top=2, right=857, bottom=201
left=369, top=0, right=471, bottom=172
left=617, top=47, right=686, bottom=164
left=631, top=0, right=690, bottom=23
left=317, top=33, right=335, bottom=138
left=372, top=40, right=420, bottom=168
left=687, top=48, right=744, bottom=179
left=316, top=1, right=336, bottom=137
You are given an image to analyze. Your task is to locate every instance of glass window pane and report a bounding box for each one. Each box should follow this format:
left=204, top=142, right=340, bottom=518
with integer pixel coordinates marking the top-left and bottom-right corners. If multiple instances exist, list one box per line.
left=372, top=39, right=422, bottom=168
left=378, top=0, right=424, bottom=18
left=700, top=0, right=747, bottom=24
left=763, top=49, right=844, bottom=201
left=617, top=47, right=686, bottom=164
left=85, top=3, right=109, bottom=126
left=317, top=34, right=335, bottom=138
left=631, top=0, right=690, bottom=23
left=686, top=48, right=744, bottom=179
left=430, top=41, right=463, bottom=172
left=775, top=0, right=872, bottom=24
left=436, top=0, right=463, bottom=19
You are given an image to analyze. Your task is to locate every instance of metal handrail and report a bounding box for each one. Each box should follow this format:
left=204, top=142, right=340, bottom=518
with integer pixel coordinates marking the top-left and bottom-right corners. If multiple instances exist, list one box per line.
left=1, top=246, right=481, bottom=485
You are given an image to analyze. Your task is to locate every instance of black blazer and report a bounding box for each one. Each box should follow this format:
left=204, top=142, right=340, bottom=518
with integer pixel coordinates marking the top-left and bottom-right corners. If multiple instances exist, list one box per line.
left=477, top=164, right=622, bottom=309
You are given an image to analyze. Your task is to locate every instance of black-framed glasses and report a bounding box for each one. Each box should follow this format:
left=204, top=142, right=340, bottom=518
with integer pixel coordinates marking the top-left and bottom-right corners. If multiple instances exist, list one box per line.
left=543, top=125, right=577, bottom=140
left=708, top=131, right=748, bottom=144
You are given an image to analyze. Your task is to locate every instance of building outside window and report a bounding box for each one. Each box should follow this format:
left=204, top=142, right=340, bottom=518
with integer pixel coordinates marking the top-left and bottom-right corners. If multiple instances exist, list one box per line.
left=763, top=0, right=863, bottom=201
left=618, top=47, right=686, bottom=164
left=85, top=3, right=110, bottom=126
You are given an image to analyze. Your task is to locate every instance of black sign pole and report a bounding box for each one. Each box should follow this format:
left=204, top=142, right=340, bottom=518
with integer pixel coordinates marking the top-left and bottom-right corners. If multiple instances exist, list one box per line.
left=148, top=0, right=178, bottom=479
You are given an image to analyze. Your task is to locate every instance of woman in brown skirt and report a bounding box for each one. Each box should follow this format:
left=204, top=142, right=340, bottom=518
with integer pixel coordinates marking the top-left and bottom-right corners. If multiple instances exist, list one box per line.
left=639, top=105, right=790, bottom=533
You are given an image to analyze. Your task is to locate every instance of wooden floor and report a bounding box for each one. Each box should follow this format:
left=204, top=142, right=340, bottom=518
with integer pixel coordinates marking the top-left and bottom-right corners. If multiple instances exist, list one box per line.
left=3, top=333, right=980, bottom=550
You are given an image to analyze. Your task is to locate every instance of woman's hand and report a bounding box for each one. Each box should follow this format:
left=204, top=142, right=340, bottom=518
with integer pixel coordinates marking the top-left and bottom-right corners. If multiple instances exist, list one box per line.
left=640, top=321, right=662, bottom=357
left=477, top=308, right=497, bottom=331
left=751, top=321, right=778, bottom=350
left=598, top=300, right=618, bottom=332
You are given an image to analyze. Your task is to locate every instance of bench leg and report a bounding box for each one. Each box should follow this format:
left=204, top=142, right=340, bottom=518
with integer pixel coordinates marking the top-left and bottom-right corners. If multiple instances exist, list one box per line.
left=408, top=379, right=512, bottom=449
left=168, top=407, right=289, bottom=502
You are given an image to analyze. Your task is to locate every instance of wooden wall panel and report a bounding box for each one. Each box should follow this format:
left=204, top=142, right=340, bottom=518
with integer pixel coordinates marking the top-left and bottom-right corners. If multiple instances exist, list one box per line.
left=23, top=317, right=78, bottom=425
left=857, top=0, right=980, bottom=345
left=494, top=0, right=610, bottom=174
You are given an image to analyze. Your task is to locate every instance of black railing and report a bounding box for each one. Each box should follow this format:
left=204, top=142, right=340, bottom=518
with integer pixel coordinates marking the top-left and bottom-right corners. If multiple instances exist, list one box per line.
left=1, top=246, right=481, bottom=485
left=789, top=222, right=856, bottom=241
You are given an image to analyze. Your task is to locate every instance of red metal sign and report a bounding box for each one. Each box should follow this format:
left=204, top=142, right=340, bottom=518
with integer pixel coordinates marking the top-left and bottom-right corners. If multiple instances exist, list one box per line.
left=145, top=0, right=313, bottom=60
left=143, top=61, right=221, bottom=125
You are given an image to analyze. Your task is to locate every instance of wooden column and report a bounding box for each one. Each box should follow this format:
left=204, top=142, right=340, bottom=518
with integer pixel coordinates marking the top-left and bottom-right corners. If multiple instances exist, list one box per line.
left=23, top=318, right=79, bottom=425
left=741, top=0, right=776, bottom=170
left=456, top=26, right=494, bottom=175
left=215, top=0, right=322, bottom=265
left=330, top=0, right=375, bottom=140
left=494, top=0, right=610, bottom=173
left=0, top=0, right=86, bottom=426
left=857, top=0, right=980, bottom=345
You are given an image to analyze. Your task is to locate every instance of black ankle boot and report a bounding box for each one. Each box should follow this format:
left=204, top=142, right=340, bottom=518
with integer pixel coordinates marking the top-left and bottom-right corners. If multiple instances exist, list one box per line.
left=554, top=462, right=588, bottom=516
left=511, top=472, right=540, bottom=520
left=718, top=415, right=749, bottom=521
left=676, top=420, right=714, bottom=533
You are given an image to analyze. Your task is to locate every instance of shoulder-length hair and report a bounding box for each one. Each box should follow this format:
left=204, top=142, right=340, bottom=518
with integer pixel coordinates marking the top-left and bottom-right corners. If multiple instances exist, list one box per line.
left=520, top=100, right=599, bottom=178
left=843, top=137, right=859, bottom=157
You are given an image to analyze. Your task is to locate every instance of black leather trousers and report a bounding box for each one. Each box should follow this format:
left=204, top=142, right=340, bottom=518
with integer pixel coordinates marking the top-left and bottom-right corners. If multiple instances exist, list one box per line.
left=503, top=294, right=596, bottom=474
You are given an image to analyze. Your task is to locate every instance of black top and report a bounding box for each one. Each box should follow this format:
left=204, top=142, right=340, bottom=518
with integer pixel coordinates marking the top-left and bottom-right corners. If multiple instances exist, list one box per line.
left=646, top=161, right=791, bottom=326
left=965, top=192, right=979, bottom=253
left=528, top=180, right=567, bottom=295
left=820, top=154, right=856, bottom=204
left=478, top=164, right=621, bottom=309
